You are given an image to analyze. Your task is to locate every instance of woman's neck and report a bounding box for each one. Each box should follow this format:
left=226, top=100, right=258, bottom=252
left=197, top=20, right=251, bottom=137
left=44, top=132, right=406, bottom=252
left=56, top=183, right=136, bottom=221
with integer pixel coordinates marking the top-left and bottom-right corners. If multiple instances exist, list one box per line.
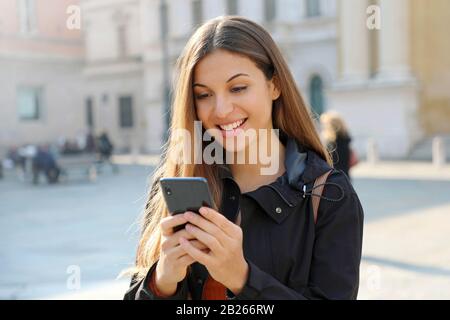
left=229, top=130, right=286, bottom=194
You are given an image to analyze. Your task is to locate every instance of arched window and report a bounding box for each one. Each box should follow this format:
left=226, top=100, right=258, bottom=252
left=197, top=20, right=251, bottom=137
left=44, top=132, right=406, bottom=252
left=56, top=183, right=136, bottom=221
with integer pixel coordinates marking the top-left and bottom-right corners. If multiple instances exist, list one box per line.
left=309, top=75, right=325, bottom=116
left=306, top=0, right=321, bottom=18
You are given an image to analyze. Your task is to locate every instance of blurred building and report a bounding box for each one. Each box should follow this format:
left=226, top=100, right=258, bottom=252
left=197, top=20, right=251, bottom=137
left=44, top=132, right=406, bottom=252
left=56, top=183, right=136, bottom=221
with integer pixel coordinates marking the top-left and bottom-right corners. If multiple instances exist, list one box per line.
left=330, top=0, right=450, bottom=158
left=81, top=0, right=339, bottom=153
left=83, top=0, right=450, bottom=157
left=0, top=0, right=85, bottom=152
left=81, top=0, right=145, bottom=153
left=1, top=0, right=449, bottom=157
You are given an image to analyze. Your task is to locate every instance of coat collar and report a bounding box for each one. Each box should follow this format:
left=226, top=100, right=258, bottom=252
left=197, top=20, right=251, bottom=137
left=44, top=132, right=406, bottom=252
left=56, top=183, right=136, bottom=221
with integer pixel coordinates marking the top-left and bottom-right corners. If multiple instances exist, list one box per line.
left=217, top=134, right=333, bottom=224
left=284, top=135, right=333, bottom=186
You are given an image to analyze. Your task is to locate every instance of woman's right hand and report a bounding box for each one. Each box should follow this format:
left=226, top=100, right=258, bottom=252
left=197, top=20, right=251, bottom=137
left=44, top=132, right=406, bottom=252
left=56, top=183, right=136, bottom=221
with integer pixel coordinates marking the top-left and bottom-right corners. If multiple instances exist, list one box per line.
left=154, top=213, right=208, bottom=296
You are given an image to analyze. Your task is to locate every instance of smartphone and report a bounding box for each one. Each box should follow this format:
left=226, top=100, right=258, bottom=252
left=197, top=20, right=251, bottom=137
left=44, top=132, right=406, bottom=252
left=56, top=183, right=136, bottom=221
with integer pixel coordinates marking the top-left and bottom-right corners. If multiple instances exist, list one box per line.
left=159, top=177, right=214, bottom=231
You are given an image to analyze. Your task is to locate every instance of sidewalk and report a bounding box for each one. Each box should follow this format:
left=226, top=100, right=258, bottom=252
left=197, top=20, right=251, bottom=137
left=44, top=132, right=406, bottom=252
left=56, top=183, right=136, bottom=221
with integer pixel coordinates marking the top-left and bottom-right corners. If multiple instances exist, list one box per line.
left=359, top=202, right=450, bottom=299
left=113, top=154, right=450, bottom=181
left=112, top=154, right=161, bottom=166
left=351, top=161, right=450, bottom=181
left=2, top=158, right=448, bottom=300
left=50, top=202, right=450, bottom=300
left=43, top=279, right=131, bottom=300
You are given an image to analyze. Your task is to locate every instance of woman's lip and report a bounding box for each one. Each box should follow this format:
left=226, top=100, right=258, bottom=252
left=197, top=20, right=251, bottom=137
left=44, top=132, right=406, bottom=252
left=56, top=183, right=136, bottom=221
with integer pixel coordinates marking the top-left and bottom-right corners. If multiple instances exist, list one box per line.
left=218, top=118, right=248, bottom=138
left=216, top=118, right=247, bottom=128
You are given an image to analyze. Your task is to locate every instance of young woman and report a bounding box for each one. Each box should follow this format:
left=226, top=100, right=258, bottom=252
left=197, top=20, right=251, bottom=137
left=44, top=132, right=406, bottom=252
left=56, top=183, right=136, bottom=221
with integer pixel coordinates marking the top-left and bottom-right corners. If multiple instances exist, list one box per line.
left=124, top=16, right=364, bottom=300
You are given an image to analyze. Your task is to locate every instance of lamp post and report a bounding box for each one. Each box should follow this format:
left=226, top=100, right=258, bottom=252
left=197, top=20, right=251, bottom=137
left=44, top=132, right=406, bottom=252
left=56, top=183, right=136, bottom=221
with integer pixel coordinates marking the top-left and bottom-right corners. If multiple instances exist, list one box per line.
left=160, top=0, right=171, bottom=145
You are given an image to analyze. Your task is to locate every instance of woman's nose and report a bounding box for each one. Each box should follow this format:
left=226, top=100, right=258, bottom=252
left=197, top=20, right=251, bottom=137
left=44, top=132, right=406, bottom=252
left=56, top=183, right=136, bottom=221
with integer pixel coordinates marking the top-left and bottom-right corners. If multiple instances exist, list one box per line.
left=214, top=96, right=234, bottom=118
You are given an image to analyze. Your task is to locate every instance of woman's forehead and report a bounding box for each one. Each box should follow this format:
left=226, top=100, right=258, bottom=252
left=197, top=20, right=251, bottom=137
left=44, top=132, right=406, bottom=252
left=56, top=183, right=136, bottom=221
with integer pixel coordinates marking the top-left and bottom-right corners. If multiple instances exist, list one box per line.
left=193, top=50, right=259, bottom=84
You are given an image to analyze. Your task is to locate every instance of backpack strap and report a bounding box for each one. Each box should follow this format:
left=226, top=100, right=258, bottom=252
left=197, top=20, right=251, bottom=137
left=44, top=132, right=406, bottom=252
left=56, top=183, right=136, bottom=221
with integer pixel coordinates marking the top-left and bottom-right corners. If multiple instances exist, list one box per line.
left=312, top=169, right=333, bottom=224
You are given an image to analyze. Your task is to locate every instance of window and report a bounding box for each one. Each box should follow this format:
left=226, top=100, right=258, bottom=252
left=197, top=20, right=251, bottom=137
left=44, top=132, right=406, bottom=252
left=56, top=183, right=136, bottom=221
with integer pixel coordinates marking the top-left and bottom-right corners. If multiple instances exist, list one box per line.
left=17, top=86, right=42, bottom=120
left=119, top=96, right=133, bottom=128
left=18, top=0, right=37, bottom=34
left=117, top=24, right=127, bottom=58
left=306, top=0, right=321, bottom=18
left=192, top=0, right=203, bottom=27
left=86, top=97, right=94, bottom=128
left=264, top=0, right=276, bottom=22
left=102, top=93, right=109, bottom=105
left=309, top=75, right=324, bottom=116
left=226, top=0, right=238, bottom=15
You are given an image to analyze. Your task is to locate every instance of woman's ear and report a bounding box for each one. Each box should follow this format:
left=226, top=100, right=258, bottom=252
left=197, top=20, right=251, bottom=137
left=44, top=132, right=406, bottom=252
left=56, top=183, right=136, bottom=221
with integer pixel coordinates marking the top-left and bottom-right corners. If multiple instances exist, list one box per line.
left=270, top=75, right=281, bottom=101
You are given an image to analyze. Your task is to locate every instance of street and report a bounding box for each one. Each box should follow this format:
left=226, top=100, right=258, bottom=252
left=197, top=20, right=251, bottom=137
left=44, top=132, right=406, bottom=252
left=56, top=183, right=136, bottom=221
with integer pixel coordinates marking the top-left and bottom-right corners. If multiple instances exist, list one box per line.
left=0, top=164, right=149, bottom=299
left=0, top=161, right=449, bottom=299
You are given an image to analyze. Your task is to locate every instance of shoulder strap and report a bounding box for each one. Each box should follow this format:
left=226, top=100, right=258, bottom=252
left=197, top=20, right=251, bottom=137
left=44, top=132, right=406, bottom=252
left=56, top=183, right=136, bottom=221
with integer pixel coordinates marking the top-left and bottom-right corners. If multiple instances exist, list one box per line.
left=312, top=169, right=333, bottom=224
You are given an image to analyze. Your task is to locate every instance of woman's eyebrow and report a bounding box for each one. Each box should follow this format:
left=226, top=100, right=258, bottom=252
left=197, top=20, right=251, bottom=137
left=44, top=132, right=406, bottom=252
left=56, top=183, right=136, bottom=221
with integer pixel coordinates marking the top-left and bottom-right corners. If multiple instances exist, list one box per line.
left=226, top=73, right=250, bottom=83
left=193, top=73, right=250, bottom=88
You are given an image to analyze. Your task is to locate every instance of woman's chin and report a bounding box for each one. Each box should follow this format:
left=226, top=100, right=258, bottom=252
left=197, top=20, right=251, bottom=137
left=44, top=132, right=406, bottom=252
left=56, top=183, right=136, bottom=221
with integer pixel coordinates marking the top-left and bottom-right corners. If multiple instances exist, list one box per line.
left=207, top=127, right=258, bottom=158
left=222, top=137, right=256, bottom=156
left=222, top=143, right=247, bottom=154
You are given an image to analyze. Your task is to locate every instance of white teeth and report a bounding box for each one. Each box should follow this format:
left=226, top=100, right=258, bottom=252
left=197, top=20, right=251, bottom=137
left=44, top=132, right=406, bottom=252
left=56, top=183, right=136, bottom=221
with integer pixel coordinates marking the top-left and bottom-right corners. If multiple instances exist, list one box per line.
left=219, top=119, right=245, bottom=131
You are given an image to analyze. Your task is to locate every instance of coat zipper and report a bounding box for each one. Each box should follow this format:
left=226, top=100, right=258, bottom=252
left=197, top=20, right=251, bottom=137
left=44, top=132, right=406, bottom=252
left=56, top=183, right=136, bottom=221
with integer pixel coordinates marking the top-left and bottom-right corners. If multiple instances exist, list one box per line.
left=225, top=176, right=295, bottom=208
left=263, top=184, right=295, bottom=207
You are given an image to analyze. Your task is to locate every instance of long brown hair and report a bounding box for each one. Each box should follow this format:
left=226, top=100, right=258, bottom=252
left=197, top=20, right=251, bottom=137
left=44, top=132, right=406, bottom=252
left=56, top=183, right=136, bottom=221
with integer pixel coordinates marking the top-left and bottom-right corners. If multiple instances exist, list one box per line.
left=130, top=16, right=332, bottom=279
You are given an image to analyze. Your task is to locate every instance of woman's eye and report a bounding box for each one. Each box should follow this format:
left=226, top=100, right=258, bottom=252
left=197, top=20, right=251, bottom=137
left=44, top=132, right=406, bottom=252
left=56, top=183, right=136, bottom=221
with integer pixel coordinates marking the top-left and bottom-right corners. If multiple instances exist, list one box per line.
left=231, top=86, right=247, bottom=93
left=196, top=93, right=210, bottom=100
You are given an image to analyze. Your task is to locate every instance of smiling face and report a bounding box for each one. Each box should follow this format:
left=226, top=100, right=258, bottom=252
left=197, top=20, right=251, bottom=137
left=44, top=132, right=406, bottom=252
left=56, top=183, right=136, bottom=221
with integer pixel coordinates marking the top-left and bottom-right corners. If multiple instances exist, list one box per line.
left=193, top=49, right=280, bottom=154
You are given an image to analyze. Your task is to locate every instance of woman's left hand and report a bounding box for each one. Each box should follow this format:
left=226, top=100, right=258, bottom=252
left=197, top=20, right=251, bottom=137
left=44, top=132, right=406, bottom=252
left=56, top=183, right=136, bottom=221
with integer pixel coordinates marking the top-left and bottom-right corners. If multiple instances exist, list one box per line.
left=179, top=206, right=248, bottom=295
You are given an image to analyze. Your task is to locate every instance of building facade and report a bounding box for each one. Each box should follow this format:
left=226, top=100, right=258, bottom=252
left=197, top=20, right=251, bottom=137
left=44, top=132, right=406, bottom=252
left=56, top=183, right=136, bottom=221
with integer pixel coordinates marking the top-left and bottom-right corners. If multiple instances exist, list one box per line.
left=81, top=0, right=145, bottom=153
left=329, top=0, right=450, bottom=158
left=87, top=0, right=450, bottom=158
left=2, top=0, right=449, bottom=158
left=0, top=0, right=85, bottom=153
left=81, top=0, right=339, bottom=153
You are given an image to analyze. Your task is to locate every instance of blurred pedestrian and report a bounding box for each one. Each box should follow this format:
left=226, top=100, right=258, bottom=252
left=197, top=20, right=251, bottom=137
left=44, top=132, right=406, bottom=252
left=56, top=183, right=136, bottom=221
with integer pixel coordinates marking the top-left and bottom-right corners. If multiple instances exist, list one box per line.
left=9, top=145, right=30, bottom=181
left=97, top=131, right=118, bottom=173
left=8, top=146, right=26, bottom=173
left=85, top=130, right=96, bottom=153
left=32, top=145, right=60, bottom=184
left=320, top=111, right=358, bottom=179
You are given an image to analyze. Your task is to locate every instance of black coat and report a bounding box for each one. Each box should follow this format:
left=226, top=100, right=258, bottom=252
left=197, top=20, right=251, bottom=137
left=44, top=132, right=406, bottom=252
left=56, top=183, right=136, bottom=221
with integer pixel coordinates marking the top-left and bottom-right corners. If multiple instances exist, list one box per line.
left=124, top=135, right=364, bottom=300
